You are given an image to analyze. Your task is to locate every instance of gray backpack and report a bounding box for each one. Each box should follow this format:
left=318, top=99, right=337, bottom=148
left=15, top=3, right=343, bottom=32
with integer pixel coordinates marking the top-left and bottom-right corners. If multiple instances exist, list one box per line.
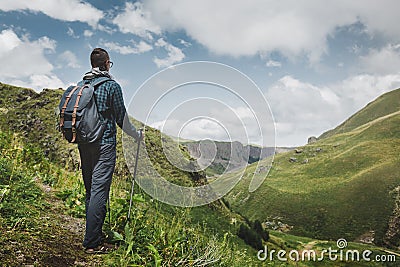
left=58, top=77, right=111, bottom=144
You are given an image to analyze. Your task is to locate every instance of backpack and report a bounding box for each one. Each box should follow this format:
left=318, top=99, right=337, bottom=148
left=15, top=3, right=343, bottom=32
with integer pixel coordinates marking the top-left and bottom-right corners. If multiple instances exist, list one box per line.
left=58, top=77, right=112, bottom=144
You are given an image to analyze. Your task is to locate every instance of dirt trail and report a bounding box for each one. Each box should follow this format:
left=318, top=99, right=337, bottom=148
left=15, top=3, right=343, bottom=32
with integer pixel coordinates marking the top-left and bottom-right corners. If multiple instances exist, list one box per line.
left=0, top=184, right=103, bottom=266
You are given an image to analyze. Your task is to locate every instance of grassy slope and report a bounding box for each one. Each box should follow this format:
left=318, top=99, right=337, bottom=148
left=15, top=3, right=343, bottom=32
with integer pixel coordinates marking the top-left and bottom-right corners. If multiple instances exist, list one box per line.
left=2, top=83, right=399, bottom=266
left=225, top=88, right=400, bottom=245
left=0, top=83, right=262, bottom=266
left=320, top=88, right=400, bottom=139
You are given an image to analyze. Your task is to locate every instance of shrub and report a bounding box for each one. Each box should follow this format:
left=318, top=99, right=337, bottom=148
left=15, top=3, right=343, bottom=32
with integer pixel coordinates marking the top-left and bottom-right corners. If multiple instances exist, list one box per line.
left=237, top=223, right=263, bottom=250
left=253, top=219, right=269, bottom=241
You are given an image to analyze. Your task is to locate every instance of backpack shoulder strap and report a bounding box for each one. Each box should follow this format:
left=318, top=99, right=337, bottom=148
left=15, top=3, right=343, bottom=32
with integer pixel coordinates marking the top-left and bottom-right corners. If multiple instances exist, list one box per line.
left=91, top=77, right=114, bottom=88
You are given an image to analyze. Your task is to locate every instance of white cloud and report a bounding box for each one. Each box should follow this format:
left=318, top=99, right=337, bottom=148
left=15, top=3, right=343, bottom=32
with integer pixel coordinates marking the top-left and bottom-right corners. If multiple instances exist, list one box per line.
left=96, top=24, right=116, bottom=35
left=233, top=106, right=254, bottom=120
left=179, top=39, right=191, bottom=47
left=334, top=73, right=400, bottom=108
left=0, top=29, right=22, bottom=57
left=103, top=40, right=152, bottom=55
left=155, top=38, right=167, bottom=47
left=0, top=29, right=65, bottom=91
left=265, top=74, right=400, bottom=146
left=151, top=118, right=228, bottom=141
left=181, top=119, right=228, bottom=141
left=135, top=40, right=153, bottom=53
left=67, top=27, right=78, bottom=38
left=151, top=72, right=400, bottom=146
left=136, top=0, right=400, bottom=62
left=11, top=74, right=66, bottom=90
left=153, top=38, right=185, bottom=68
left=360, top=44, right=400, bottom=75
left=83, top=30, right=93, bottom=38
left=0, top=0, right=103, bottom=27
left=266, top=76, right=339, bottom=145
left=266, top=60, right=282, bottom=68
left=58, top=50, right=81, bottom=68
left=0, top=29, right=55, bottom=78
left=149, top=104, right=265, bottom=145
left=113, top=2, right=161, bottom=39
left=217, top=106, right=266, bottom=145
left=36, top=36, right=57, bottom=51
left=350, top=44, right=362, bottom=54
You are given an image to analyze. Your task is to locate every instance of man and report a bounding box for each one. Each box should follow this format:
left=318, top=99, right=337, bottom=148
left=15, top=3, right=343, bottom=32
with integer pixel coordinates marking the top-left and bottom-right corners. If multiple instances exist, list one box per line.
left=78, top=48, right=141, bottom=254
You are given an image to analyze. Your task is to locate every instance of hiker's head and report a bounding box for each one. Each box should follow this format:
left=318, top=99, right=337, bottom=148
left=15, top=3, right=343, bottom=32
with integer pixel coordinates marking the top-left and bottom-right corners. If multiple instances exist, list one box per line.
left=90, top=48, right=112, bottom=71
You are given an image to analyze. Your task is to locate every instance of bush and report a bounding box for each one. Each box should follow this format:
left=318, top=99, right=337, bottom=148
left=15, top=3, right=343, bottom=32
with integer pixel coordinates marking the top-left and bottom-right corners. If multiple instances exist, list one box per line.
left=253, top=219, right=269, bottom=241
left=237, top=223, right=263, bottom=250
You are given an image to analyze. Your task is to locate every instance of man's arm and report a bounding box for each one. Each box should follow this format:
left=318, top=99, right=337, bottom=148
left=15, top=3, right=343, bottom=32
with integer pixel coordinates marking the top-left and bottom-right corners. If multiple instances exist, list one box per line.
left=111, top=82, right=141, bottom=141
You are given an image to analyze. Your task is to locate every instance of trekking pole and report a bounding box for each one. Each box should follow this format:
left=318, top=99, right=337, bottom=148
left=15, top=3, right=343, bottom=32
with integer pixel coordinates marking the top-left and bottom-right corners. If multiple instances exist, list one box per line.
left=108, top=196, right=111, bottom=227
left=127, top=129, right=143, bottom=221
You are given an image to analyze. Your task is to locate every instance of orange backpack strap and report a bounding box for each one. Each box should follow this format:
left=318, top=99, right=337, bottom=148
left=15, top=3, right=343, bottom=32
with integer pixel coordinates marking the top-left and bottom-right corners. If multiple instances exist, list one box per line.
left=59, top=86, right=79, bottom=128
left=70, top=85, right=89, bottom=143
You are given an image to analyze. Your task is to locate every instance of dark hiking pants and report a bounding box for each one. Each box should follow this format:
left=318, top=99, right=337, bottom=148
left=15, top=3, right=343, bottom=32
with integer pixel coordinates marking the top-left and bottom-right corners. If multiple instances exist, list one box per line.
left=78, top=142, right=116, bottom=249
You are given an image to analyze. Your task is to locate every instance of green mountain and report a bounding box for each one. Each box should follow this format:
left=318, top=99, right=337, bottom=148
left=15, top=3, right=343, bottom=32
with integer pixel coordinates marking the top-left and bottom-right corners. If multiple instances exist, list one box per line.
left=319, top=89, right=400, bottom=139
left=0, top=83, right=257, bottom=266
left=224, top=88, right=400, bottom=247
left=1, top=82, right=399, bottom=266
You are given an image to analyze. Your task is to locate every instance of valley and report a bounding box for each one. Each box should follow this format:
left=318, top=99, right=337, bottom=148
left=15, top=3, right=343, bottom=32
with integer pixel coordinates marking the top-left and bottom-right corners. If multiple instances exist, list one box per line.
left=0, top=82, right=399, bottom=266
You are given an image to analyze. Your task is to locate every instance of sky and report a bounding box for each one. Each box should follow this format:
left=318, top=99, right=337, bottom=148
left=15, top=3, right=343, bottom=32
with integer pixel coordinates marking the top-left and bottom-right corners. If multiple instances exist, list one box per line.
left=1, top=0, right=400, bottom=146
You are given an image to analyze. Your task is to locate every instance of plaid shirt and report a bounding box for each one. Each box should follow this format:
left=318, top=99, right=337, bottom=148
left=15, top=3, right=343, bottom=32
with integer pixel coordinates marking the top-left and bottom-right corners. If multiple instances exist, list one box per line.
left=79, top=76, right=139, bottom=144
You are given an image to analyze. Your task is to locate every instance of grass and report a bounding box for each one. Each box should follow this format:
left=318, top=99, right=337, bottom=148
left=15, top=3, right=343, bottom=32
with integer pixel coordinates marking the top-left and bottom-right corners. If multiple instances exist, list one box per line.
left=0, top=131, right=100, bottom=266
left=0, top=83, right=262, bottom=266
left=225, top=89, right=400, bottom=247
left=0, top=129, right=262, bottom=266
left=1, top=82, right=399, bottom=266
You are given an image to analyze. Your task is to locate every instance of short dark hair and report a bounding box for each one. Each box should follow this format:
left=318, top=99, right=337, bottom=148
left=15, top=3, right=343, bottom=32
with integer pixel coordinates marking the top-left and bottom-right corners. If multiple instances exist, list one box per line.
left=90, top=48, right=109, bottom=70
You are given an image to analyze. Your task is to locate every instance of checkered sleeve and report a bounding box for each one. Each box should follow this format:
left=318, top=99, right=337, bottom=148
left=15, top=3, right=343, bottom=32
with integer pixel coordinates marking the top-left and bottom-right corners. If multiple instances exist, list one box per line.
left=95, top=84, right=108, bottom=112
left=111, top=82, right=139, bottom=140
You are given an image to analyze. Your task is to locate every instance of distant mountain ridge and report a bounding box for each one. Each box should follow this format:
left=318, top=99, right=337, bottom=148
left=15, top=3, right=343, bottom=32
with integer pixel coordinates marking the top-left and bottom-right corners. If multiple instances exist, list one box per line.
left=183, top=140, right=292, bottom=176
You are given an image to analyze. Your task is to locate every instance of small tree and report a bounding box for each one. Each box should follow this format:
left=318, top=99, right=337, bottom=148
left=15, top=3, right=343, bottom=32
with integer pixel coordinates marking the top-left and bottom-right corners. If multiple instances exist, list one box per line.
left=253, top=220, right=269, bottom=241
left=237, top=224, right=263, bottom=250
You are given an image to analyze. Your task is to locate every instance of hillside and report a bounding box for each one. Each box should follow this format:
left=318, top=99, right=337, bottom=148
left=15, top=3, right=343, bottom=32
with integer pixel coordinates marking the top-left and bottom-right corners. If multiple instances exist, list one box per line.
left=0, top=83, right=203, bottom=185
left=1, top=82, right=399, bottom=266
left=224, top=88, right=400, bottom=248
left=0, top=83, right=259, bottom=266
left=319, top=89, right=400, bottom=139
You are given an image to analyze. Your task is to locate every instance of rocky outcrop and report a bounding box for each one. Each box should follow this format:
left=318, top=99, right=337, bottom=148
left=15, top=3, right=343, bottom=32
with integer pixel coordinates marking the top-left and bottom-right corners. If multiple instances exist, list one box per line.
left=308, top=136, right=318, bottom=144
left=184, top=140, right=275, bottom=175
